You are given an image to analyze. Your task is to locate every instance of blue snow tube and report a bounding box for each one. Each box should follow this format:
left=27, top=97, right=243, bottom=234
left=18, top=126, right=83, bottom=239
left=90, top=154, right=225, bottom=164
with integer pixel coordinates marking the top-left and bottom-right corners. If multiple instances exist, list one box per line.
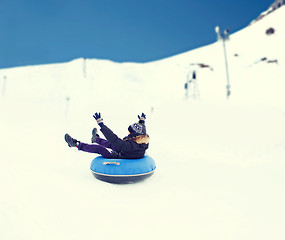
left=90, top=155, right=156, bottom=184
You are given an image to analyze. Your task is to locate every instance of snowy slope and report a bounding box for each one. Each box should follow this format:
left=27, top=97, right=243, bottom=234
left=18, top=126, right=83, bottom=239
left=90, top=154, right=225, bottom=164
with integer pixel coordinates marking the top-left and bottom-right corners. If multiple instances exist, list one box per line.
left=0, top=5, right=285, bottom=240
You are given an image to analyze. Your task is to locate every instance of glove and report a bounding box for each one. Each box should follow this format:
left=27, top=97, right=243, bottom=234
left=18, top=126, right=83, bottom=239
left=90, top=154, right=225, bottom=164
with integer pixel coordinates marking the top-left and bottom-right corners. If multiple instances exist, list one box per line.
left=138, top=113, right=146, bottom=124
left=93, top=112, right=104, bottom=126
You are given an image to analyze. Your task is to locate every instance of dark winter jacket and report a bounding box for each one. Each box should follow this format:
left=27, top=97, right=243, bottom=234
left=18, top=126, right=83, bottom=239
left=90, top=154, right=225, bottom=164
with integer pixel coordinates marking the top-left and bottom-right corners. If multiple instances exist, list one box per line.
left=100, top=124, right=149, bottom=159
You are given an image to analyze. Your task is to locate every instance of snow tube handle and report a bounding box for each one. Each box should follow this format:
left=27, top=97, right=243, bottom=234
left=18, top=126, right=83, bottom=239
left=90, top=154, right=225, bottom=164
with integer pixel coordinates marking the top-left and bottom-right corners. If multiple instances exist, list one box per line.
left=103, top=161, right=120, bottom=166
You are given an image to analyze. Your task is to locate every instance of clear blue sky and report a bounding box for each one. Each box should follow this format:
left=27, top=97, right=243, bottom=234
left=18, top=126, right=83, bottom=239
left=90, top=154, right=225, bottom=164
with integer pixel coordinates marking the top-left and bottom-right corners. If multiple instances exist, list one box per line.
left=0, top=0, right=273, bottom=69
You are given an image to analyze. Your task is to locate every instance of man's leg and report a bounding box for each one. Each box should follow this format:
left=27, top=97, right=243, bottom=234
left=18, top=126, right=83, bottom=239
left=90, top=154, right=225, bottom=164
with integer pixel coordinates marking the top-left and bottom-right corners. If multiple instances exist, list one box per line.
left=78, top=142, right=113, bottom=158
left=95, top=137, right=112, bottom=148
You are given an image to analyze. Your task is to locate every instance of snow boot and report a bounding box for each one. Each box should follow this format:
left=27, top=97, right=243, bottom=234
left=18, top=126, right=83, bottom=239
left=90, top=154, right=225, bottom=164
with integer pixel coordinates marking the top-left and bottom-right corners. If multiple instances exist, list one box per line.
left=65, top=134, right=79, bottom=147
left=91, top=128, right=99, bottom=143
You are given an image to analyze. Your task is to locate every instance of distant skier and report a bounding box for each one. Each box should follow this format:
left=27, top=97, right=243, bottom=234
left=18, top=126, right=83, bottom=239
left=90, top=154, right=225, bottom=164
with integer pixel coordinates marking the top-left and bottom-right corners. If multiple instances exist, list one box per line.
left=192, top=71, right=196, bottom=80
left=64, top=112, right=149, bottom=159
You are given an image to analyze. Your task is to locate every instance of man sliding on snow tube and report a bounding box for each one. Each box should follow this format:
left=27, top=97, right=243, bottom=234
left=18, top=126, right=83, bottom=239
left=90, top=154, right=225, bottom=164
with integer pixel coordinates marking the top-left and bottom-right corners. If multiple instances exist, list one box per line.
left=65, top=112, right=149, bottom=159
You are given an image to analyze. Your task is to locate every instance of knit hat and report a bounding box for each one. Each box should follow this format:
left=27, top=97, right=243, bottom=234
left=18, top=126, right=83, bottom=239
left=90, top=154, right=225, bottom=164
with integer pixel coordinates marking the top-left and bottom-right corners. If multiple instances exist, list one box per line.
left=127, top=113, right=147, bottom=137
left=128, top=122, right=146, bottom=135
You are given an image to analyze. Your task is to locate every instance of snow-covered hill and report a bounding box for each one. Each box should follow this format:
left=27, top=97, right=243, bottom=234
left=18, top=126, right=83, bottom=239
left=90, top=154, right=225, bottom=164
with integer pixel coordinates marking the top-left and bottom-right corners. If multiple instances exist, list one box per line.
left=0, top=4, right=285, bottom=240
left=252, top=0, right=285, bottom=23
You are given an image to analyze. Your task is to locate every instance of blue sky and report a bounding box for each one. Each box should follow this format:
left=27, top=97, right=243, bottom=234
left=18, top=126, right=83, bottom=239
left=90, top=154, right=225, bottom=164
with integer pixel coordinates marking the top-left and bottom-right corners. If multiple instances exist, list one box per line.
left=0, top=0, right=273, bottom=69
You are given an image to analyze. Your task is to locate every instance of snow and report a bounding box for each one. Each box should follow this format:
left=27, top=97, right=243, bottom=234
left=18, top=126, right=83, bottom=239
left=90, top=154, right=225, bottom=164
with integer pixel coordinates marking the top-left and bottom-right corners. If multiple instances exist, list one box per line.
left=0, top=6, right=285, bottom=240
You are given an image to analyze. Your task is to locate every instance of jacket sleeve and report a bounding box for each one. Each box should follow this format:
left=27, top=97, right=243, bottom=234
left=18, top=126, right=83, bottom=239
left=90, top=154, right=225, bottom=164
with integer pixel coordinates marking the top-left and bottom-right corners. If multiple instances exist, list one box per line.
left=99, top=124, right=132, bottom=152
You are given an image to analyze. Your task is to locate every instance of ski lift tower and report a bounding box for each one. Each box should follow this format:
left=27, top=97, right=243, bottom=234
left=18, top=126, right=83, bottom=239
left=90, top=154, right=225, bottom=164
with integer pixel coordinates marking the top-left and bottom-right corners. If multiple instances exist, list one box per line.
left=215, top=26, right=231, bottom=99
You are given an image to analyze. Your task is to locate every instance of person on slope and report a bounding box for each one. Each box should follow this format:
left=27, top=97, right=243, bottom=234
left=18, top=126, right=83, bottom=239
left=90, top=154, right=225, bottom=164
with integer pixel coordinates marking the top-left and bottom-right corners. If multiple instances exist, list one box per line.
left=64, top=112, right=149, bottom=159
